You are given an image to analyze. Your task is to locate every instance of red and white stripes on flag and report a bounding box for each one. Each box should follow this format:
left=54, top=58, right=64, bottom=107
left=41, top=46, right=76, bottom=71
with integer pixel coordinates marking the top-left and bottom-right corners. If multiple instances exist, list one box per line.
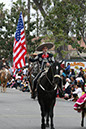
left=13, top=12, right=27, bottom=72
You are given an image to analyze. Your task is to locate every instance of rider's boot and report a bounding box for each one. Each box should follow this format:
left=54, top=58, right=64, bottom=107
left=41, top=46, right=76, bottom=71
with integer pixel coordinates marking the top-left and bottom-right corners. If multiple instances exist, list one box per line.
left=31, top=90, right=36, bottom=99
left=31, top=80, right=37, bottom=99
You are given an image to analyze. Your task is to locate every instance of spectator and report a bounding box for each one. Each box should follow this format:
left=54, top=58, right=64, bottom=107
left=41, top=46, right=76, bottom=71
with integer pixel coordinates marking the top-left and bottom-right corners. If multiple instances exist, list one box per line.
left=19, top=80, right=25, bottom=90
left=83, top=74, right=86, bottom=92
left=70, top=76, right=76, bottom=87
left=16, top=73, right=21, bottom=87
left=6, top=76, right=12, bottom=88
left=72, top=82, right=82, bottom=101
left=68, top=69, right=75, bottom=78
left=10, top=78, right=17, bottom=89
left=20, top=74, right=23, bottom=81
left=23, top=74, right=27, bottom=81
left=78, top=67, right=84, bottom=78
left=61, top=75, right=66, bottom=90
left=62, top=69, right=66, bottom=77
left=8, top=66, right=13, bottom=75
left=65, top=63, right=70, bottom=75
left=22, top=81, right=30, bottom=92
left=22, top=67, right=27, bottom=75
left=76, top=76, right=84, bottom=84
left=64, top=78, right=71, bottom=100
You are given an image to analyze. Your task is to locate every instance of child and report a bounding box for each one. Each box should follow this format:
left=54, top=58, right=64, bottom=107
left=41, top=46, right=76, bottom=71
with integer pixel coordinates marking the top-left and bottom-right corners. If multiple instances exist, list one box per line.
left=64, top=78, right=71, bottom=100
left=72, top=82, right=82, bottom=101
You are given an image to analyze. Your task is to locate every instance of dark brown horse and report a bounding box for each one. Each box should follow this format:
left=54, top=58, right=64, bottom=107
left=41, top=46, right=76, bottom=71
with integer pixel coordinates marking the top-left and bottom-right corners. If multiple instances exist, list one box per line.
left=0, top=69, right=11, bottom=92
left=37, top=61, right=63, bottom=129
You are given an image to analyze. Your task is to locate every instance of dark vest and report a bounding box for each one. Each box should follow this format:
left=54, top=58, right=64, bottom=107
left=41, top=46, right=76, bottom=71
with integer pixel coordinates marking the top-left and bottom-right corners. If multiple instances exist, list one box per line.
left=29, top=52, right=54, bottom=71
left=38, top=53, right=54, bottom=65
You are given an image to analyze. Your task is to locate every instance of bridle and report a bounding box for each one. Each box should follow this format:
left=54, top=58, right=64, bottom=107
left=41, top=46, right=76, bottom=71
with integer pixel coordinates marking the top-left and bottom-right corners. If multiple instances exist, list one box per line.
left=38, top=64, right=59, bottom=92
left=45, top=73, right=54, bottom=86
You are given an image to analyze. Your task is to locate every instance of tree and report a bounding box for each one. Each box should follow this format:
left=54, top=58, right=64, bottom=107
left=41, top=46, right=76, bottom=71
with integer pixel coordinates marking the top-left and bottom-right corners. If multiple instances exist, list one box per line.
left=0, top=3, right=8, bottom=59
left=0, top=1, right=28, bottom=60
left=32, top=0, right=86, bottom=60
left=0, top=0, right=41, bottom=61
left=70, top=0, right=86, bottom=51
left=10, top=0, right=41, bottom=55
left=31, top=2, right=44, bottom=37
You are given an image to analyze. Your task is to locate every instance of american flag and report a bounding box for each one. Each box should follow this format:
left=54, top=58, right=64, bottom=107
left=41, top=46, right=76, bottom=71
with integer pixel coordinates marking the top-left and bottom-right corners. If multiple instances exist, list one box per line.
left=13, top=12, right=27, bottom=72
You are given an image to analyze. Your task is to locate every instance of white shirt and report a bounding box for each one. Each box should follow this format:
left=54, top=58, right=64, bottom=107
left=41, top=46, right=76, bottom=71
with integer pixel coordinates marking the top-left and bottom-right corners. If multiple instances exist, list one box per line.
left=16, top=75, right=21, bottom=80
left=73, top=88, right=82, bottom=98
left=65, top=82, right=70, bottom=89
left=23, top=69, right=27, bottom=75
left=76, top=77, right=84, bottom=82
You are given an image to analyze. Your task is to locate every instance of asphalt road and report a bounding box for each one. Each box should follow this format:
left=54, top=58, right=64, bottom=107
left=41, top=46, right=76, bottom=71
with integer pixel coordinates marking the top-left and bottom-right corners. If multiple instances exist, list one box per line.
left=0, top=88, right=85, bottom=129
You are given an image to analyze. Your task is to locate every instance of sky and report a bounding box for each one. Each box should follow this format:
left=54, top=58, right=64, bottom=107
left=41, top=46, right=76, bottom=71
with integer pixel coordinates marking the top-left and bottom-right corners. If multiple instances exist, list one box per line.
left=0, top=0, right=40, bottom=35
left=0, top=0, right=36, bottom=21
left=0, top=0, right=35, bottom=17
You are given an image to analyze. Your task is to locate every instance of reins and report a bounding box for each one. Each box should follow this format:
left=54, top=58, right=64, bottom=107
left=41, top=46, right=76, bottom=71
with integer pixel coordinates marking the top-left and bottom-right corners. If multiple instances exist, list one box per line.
left=45, top=73, right=54, bottom=86
left=45, top=64, right=55, bottom=86
left=38, top=65, right=57, bottom=92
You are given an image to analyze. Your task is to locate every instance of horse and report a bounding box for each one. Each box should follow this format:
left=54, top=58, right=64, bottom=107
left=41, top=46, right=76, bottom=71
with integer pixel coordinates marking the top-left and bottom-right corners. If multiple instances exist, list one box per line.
left=37, top=61, right=63, bottom=129
left=81, top=103, right=86, bottom=127
left=74, top=92, right=86, bottom=127
left=0, top=68, right=11, bottom=92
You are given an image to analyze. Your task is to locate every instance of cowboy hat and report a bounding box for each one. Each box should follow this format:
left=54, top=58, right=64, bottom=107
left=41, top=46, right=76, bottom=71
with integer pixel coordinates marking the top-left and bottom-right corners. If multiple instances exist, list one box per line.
left=2, top=58, right=5, bottom=60
left=30, top=53, right=38, bottom=57
left=37, top=42, right=54, bottom=51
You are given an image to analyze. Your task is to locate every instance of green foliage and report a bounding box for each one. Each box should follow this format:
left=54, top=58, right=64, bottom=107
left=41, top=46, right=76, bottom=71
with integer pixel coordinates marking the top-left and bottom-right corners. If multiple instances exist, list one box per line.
left=0, top=0, right=86, bottom=61
left=0, top=0, right=41, bottom=61
left=41, top=0, right=86, bottom=58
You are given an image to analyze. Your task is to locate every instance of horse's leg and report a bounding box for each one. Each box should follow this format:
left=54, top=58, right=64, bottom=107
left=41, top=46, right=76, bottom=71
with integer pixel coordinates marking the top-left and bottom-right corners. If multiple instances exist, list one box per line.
left=81, top=110, right=84, bottom=127
left=41, top=112, right=46, bottom=129
left=3, top=83, right=5, bottom=93
left=1, top=84, right=3, bottom=92
left=40, top=106, right=46, bottom=129
left=4, top=85, right=6, bottom=93
left=46, top=113, right=49, bottom=127
left=50, top=107, right=55, bottom=129
left=4, top=81, right=7, bottom=93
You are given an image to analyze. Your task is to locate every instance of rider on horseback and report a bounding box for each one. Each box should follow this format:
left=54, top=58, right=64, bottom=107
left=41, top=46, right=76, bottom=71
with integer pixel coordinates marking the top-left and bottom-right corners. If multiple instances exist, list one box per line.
left=0, top=58, right=9, bottom=70
left=0, top=58, right=11, bottom=92
left=29, top=42, right=54, bottom=99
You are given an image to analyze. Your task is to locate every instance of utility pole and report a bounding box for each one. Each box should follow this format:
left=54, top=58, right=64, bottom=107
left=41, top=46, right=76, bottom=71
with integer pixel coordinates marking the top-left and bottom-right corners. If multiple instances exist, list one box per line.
left=27, top=0, right=33, bottom=91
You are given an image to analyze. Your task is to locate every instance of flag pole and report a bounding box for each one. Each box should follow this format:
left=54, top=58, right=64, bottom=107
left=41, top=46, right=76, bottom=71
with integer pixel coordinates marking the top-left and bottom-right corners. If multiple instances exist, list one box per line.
left=22, top=12, right=33, bottom=92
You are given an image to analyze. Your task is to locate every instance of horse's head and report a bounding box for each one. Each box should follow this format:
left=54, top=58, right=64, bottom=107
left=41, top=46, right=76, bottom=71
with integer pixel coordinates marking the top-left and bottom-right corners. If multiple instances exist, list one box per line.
left=48, top=60, right=62, bottom=77
left=47, top=60, right=63, bottom=97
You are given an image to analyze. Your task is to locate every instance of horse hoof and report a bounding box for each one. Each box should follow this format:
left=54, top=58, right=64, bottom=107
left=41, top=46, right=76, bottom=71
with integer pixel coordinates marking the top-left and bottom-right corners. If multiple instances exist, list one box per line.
left=81, top=123, right=84, bottom=127
left=31, top=95, right=36, bottom=100
left=41, top=124, right=46, bottom=129
left=51, top=126, right=55, bottom=129
left=41, top=127, right=46, bottom=129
